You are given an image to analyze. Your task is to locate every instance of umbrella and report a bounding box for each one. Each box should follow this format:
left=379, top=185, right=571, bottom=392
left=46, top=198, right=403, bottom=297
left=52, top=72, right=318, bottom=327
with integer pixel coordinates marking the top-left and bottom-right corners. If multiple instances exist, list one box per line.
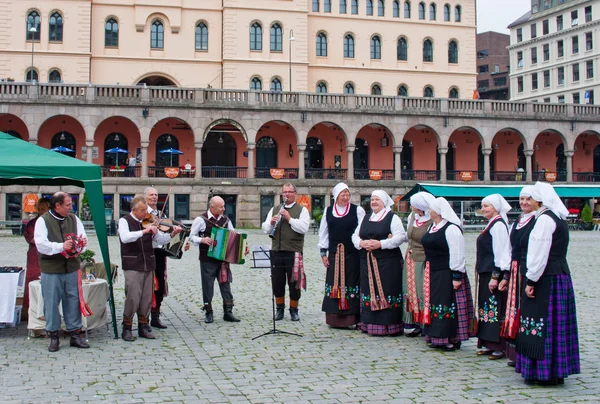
left=105, top=147, right=128, bottom=166
left=159, top=148, right=184, bottom=167
left=51, top=145, right=74, bottom=154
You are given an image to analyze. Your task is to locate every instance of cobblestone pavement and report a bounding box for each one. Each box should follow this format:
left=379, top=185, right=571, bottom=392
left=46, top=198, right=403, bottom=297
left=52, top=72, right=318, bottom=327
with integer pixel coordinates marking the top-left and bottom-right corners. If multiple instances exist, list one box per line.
left=0, top=230, right=598, bottom=403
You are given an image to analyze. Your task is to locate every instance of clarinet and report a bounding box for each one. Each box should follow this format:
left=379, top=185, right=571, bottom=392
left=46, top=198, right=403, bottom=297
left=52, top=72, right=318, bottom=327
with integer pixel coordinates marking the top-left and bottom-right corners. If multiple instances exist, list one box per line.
left=269, top=197, right=288, bottom=239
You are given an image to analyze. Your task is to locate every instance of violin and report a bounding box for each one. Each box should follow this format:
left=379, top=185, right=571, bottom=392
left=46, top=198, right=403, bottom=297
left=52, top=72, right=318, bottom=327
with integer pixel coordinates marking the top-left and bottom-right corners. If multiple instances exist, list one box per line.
left=142, top=213, right=177, bottom=233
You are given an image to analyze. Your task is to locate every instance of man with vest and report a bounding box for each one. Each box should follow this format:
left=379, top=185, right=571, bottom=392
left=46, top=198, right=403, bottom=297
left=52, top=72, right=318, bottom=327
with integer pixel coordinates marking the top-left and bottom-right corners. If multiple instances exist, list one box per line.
left=34, top=192, right=89, bottom=352
left=144, top=187, right=182, bottom=329
left=187, top=196, right=241, bottom=323
left=261, top=183, right=310, bottom=321
left=118, top=194, right=171, bottom=341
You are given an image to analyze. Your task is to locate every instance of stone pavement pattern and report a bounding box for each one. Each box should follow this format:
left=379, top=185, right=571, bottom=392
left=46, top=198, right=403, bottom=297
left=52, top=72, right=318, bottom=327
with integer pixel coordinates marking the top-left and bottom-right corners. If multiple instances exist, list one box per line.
left=0, top=230, right=598, bottom=404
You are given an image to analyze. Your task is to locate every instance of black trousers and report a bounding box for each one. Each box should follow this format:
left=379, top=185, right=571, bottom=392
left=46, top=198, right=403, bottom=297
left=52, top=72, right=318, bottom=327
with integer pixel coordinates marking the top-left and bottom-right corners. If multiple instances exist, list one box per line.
left=153, top=248, right=169, bottom=311
left=200, top=259, right=233, bottom=305
left=270, top=251, right=301, bottom=301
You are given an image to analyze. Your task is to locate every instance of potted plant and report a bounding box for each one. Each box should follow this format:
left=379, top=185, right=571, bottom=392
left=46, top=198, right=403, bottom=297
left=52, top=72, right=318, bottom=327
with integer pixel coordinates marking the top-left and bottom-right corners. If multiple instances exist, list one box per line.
left=581, top=204, right=594, bottom=230
left=79, top=249, right=96, bottom=280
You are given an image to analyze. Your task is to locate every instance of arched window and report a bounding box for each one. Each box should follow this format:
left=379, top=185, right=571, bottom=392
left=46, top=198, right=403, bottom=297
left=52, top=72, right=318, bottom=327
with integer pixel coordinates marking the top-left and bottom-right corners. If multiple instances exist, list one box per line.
left=104, top=133, right=128, bottom=166
left=270, top=23, right=282, bottom=51
left=256, top=136, right=278, bottom=175
left=270, top=78, right=282, bottom=92
left=344, top=82, right=355, bottom=94
left=429, top=3, right=436, bottom=20
left=313, top=0, right=320, bottom=12
left=7, top=130, right=21, bottom=139
left=423, top=38, right=433, bottom=62
left=250, top=77, right=262, bottom=90
left=316, top=81, right=328, bottom=93
left=25, top=68, right=38, bottom=83
left=155, top=134, right=180, bottom=167
left=325, top=0, right=332, bottom=12
left=418, top=2, right=425, bottom=19
left=49, top=12, right=63, bottom=42
left=26, top=11, right=41, bottom=41
left=340, top=0, right=347, bottom=13
left=397, top=37, right=408, bottom=60
left=455, top=5, right=461, bottom=22
left=344, top=34, right=355, bottom=58
left=371, top=35, right=381, bottom=59
left=393, top=0, right=400, bottom=17
left=105, top=18, right=119, bottom=47
left=48, top=69, right=61, bottom=83
left=398, top=85, right=408, bottom=96
left=316, top=32, right=328, bottom=56
left=250, top=22, right=263, bottom=50
left=51, top=131, right=76, bottom=158
left=151, top=20, right=164, bottom=49
left=424, top=86, right=434, bottom=97
left=352, top=0, right=359, bottom=14
left=448, top=40, right=458, bottom=63
left=195, top=22, right=208, bottom=50
left=444, top=4, right=451, bottom=21
left=404, top=1, right=411, bottom=18
left=378, top=0, right=385, bottom=16
left=371, top=84, right=382, bottom=95
left=449, top=88, right=459, bottom=98
left=367, top=0, right=374, bottom=15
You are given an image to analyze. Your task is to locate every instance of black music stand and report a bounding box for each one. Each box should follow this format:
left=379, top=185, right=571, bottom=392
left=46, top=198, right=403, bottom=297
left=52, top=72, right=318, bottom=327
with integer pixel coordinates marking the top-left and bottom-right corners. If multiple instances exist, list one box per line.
left=251, top=247, right=302, bottom=340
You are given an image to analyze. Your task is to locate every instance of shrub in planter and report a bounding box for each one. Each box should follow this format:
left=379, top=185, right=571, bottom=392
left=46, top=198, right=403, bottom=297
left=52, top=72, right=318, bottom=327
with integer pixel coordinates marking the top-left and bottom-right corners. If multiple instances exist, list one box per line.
left=581, top=204, right=594, bottom=230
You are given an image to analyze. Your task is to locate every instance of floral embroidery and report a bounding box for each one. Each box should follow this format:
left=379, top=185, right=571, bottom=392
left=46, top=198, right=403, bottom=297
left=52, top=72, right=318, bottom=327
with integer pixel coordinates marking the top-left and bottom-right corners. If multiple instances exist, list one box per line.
left=478, top=295, right=498, bottom=323
left=520, top=316, right=544, bottom=337
left=324, top=284, right=359, bottom=300
left=361, top=293, right=402, bottom=308
left=430, top=303, right=456, bottom=320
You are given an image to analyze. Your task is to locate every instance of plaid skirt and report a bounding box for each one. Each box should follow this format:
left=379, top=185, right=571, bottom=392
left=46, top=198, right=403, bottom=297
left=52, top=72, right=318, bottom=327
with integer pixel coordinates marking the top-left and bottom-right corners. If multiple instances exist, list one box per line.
left=516, top=274, right=580, bottom=381
left=426, top=273, right=475, bottom=345
left=360, top=322, right=404, bottom=336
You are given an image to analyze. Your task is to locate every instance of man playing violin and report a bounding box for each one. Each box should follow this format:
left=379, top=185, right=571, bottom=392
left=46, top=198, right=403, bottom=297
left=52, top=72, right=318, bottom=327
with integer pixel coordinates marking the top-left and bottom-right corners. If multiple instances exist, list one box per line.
left=144, top=187, right=182, bottom=329
left=118, top=194, right=171, bottom=341
left=185, top=196, right=242, bottom=323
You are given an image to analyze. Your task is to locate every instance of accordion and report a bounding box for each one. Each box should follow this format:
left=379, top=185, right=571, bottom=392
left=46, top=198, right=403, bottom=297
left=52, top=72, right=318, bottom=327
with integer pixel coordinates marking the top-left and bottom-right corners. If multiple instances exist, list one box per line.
left=208, top=227, right=248, bottom=265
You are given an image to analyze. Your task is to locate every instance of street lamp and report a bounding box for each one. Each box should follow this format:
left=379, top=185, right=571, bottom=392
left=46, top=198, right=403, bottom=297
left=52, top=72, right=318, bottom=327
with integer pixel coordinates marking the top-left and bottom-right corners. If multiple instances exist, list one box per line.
left=289, top=29, right=295, bottom=92
left=29, top=27, right=37, bottom=83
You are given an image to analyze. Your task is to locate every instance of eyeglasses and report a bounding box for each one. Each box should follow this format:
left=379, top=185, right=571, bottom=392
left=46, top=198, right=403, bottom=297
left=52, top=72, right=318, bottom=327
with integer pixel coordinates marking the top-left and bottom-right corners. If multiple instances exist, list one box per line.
left=282, top=191, right=296, bottom=194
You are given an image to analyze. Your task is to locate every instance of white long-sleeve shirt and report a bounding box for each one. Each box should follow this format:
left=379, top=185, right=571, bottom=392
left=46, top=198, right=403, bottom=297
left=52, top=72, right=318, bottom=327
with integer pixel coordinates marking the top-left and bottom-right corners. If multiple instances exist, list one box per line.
left=351, top=208, right=408, bottom=250
left=526, top=207, right=557, bottom=283
left=34, top=211, right=87, bottom=256
left=422, top=219, right=466, bottom=273
left=318, top=204, right=366, bottom=249
left=146, top=205, right=173, bottom=248
left=188, top=211, right=235, bottom=246
left=118, top=213, right=171, bottom=246
left=488, top=216, right=511, bottom=272
left=261, top=202, right=310, bottom=235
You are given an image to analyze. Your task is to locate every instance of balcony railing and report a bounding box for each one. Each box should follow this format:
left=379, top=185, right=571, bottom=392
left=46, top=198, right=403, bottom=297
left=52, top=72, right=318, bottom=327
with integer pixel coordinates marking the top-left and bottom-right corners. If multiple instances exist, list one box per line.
left=401, top=170, right=440, bottom=181
left=533, top=170, right=568, bottom=182
left=354, top=169, right=395, bottom=180
left=255, top=168, right=298, bottom=179
left=305, top=168, right=347, bottom=180
left=491, top=171, right=526, bottom=181
left=573, top=172, right=600, bottom=182
left=102, top=166, right=140, bottom=177
left=201, top=166, right=248, bottom=178
left=446, top=170, right=484, bottom=181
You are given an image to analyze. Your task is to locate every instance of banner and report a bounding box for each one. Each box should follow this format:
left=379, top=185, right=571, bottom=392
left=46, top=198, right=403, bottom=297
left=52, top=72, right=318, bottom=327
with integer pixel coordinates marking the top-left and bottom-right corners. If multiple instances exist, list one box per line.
left=270, top=168, right=284, bottom=179
left=164, top=167, right=180, bottom=178
left=545, top=172, right=557, bottom=182
left=460, top=171, right=473, bottom=182
left=23, top=193, right=39, bottom=213
left=369, top=170, right=382, bottom=180
left=296, top=194, right=311, bottom=213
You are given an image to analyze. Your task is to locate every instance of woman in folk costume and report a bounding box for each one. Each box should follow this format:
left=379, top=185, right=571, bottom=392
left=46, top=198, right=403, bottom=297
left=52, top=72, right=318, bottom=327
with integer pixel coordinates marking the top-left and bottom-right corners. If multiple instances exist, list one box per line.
left=516, top=182, right=580, bottom=386
left=475, top=194, right=512, bottom=360
left=402, top=191, right=436, bottom=338
left=421, top=197, right=475, bottom=350
left=503, top=186, right=540, bottom=367
left=351, top=190, right=407, bottom=336
left=318, top=183, right=366, bottom=328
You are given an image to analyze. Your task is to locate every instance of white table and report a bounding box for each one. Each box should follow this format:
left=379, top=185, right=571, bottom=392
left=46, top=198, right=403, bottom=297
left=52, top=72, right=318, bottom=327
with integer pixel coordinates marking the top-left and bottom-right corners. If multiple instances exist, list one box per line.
left=27, top=278, right=109, bottom=332
left=0, top=268, right=24, bottom=323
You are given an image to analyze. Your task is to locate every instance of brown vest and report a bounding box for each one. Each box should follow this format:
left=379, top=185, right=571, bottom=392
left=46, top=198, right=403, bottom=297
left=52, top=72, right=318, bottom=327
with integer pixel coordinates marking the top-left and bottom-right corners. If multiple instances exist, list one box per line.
left=407, top=215, right=432, bottom=262
left=120, top=215, right=156, bottom=272
left=199, top=212, right=230, bottom=262
left=271, top=203, right=305, bottom=252
left=38, top=212, right=80, bottom=274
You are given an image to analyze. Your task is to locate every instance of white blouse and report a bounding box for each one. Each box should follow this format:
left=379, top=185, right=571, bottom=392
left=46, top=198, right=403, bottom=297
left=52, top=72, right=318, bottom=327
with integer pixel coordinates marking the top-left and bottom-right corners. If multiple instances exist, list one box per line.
left=487, top=216, right=511, bottom=272
left=351, top=208, right=408, bottom=250
left=525, top=207, right=557, bottom=283
left=426, top=219, right=466, bottom=273
left=318, top=204, right=366, bottom=249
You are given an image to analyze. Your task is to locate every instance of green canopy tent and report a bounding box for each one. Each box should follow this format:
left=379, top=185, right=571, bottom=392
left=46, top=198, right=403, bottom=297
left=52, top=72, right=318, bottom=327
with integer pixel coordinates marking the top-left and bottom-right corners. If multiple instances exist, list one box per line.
left=0, top=132, right=118, bottom=338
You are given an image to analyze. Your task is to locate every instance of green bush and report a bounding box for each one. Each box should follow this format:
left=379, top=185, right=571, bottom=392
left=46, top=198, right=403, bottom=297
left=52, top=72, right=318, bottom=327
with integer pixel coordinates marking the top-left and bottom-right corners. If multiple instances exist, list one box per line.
left=312, top=207, right=323, bottom=224
left=581, top=204, right=593, bottom=223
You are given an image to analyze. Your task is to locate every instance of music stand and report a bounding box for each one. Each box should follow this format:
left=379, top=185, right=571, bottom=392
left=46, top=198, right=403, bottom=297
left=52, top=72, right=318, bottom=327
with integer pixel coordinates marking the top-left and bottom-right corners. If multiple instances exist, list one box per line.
left=251, top=247, right=302, bottom=340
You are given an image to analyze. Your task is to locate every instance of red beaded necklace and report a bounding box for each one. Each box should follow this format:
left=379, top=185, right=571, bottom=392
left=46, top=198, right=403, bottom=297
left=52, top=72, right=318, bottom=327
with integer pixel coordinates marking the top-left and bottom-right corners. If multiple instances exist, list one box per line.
left=334, top=203, right=350, bottom=217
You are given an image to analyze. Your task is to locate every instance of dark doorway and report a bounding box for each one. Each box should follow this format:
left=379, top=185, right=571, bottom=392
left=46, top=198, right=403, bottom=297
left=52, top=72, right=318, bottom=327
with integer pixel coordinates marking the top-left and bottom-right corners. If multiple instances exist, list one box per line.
left=155, top=134, right=180, bottom=167
left=203, top=132, right=236, bottom=166
left=221, top=194, right=237, bottom=227
left=137, top=76, right=176, bottom=87
left=174, top=194, right=189, bottom=221
left=594, top=146, right=600, bottom=181
left=478, top=144, right=484, bottom=180
left=354, top=138, right=369, bottom=179
left=517, top=143, right=526, bottom=169
left=261, top=195, right=275, bottom=223
left=256, top=136, right=277, bottom=178
left=306, top=137, right=323, bottom=169
left=51, top=132, right=76, bottom=158
left=104, top=132, right=128, bottom=166
left=556, top=143, right=567, bottom=181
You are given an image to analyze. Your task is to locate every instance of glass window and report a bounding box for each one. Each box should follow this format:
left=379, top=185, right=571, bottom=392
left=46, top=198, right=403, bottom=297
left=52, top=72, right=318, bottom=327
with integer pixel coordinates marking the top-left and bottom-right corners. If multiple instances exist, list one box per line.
left=544, top=70, right=550, bottom=87
left=325, top=0, right=332, bottom=12
left=174, top=195, right=189, bottom=222
left=557, top=15, right=563, bottom=31
left=313, top=0, right=320, bottom=12
left=418, top=2, right=425, bottom=19
left=517, top=28, right=522, bottom=42
left=557, top=40, right=564, bottom=57
left=517, top=51, right=523, bottom=68
left=344, top=34, right=355, bottom=58
left=316, top=81, right=328, bottom=93
left=393, top=0, right=400, bottom=17
left=542, top=19, right=549, bottom=35
left=6, top=193, right=22, bottom=221
left=26, top=68, right=38, bottom=83
left=455, top=5, right=461, bottom=22
left=344, top=82, right=355, bottom=94
left=424, top=86, right=434, bottom=97
left=151, top=20, right=164, bottom=49
left=517, top=76, right=523, bottom=93
left=531, top=47, right=537, bottom=64
left=444, top=4, right=450, bottom=21
left=371, top=35, right=381, bottom=59
left=423, top=39, right=433, bottom=62
left=361, top=195, right=372, bottom=214
left=448, top=40, right=458, bottom=63
left=558, top=95, right=565, bottom=103
left=340, top=0, right=347, bottom=13
left=573, top=63, right=580, bottom=82
left=531, top=23, right=537, bottom=39
left=250, top=77, right=262, bottom=90
left=270, top=24, right=282, bottom=51
left=119, top=195, right=134, bottom=218
left=105, top=18, right=118, bottom=47
left=398, top=85, right=408, bottom=96
left=195, top=23, right=208, bottom=50
left=543, top=44, right=549, bottom=61
left=250, top=23, right=262, bottom=51
left=371, top=84, right=382, bottom=95
left=558, top=66, right=564, bottom=85
left=352, top=0, right=359, bottom=14
left=478, top=65, right=488, bottom=73
left=585, top=6, right=592, bottom=23
left=494, top=76, right=507, bottom=86
left=586, top=32, right=593, bottom=51
left=404, top=1, right=411, bottom=18
left=48, top=69, right=61, bottom=83
left=572, top=10, right=578, bottom=26
left=430, top=3, right=436, bottom=20
left=477, top=79, right=489, bottom=89
left=378, top=0, right=385, bottom=16
left=316, top=33, right=328, bottom=56
left=477, top=49, right=488, bottom=59
left=367, top=0, right=374, bottom=15
left=27, top=11, right=41, bottom=41
left=573, top=92, right=580, bottom=104
left=532, top=72, right=538, bottom=90
left=397, top=37, right=408, bottom=60
left=49, top=12, right=63, bottom=42
left=587, top=60, right=594, bottom=79
left=449, top=88, right=459, bottom=98
left=572, top=36, right=579, bottom=54
left=270, top=78, right=282, bottom=92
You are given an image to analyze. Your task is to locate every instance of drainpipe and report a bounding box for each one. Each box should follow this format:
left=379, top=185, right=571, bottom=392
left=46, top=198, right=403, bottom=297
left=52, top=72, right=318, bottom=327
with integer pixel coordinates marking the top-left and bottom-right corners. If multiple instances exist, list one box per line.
left=89, top=2, right=93, bottom=83
left=221, top=0, right=224, bottom=89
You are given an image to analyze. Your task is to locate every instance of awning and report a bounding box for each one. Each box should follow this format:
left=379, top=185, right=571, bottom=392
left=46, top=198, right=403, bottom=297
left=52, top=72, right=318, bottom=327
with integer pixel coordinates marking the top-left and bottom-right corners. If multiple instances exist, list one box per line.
left=401, top=183, right=600, bottom=200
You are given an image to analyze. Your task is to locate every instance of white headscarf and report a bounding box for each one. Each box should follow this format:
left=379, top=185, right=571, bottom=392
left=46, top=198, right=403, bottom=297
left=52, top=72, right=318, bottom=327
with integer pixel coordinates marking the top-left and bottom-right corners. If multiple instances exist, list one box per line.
left=371, top=190, right=394, bottom=209
left=482, top=193, right=512, bottom=224
left=429, top=197, right=462, bottom=227
left=410, top=192, right=436, bottom=212
left=534, top=181, right=569, bottom=220
left=520, top=185, right=542, bottom=202
left=333, top=182, right=350, bottom=203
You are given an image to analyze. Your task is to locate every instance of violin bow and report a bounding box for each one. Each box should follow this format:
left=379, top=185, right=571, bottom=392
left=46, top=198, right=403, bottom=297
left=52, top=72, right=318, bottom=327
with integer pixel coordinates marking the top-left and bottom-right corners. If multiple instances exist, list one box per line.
left=159, top=184, right=173, bottom=219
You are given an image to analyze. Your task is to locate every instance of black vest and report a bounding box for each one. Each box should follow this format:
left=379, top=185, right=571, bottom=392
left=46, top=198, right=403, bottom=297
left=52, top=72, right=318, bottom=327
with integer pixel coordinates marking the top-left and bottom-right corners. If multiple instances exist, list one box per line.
left=421, top=221, right=461, bottom=271
left=199, top=212, right=229, bottom=262
left=475, top=217, right=507, bottom=274
left=38, top=212, right=81, bottom=274
left=120, top=215, right=156, bottom=272
left=358, top=210, right=401, bottom=260
left=540, top=209, right=570, bottom=276
left=510, top=215, right=536, bottom=262
left=326, top=204, right=358, bottom=255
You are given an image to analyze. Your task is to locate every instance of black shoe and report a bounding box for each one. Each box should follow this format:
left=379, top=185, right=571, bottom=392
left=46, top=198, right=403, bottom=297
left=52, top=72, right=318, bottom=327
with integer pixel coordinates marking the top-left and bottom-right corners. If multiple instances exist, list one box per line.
left=406, top=328, right=422, bottom=338
left=203, top=303, right=214, bottom=323
left=69, top=331, right=90, bottom=349
left=122, top=326, right=135, bottom=342
left=537, top=378, right=564, bottom=386
left=507, top=360, right=516, bottom=367
left=524, top=379, right=538, bottom=385
left=443, top=342, right=461, bottom=351
left=48, top=331, right=60, bottom=352
left=289, top=308, right=300, bottom=322
left=223, top=302, right=240, bottom=322
left=275, top=304, right=285, bottom=321
left=151, top=312, right=168, bottom=329
left=138, top=324, right=156, bottom=339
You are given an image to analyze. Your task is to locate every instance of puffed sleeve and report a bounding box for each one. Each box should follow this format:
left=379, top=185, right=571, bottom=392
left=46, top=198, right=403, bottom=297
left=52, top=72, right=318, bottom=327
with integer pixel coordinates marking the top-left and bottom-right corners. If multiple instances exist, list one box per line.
left=445, top=224, right=466, bottom=273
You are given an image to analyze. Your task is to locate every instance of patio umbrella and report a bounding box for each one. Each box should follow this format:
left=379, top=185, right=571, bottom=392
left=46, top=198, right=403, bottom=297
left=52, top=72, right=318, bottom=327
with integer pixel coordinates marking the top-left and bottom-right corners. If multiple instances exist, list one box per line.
left=159, top=148, right=184, bottom=167
left=105, top=147, right=128, bottom=166
left=50, top=145, right=74, bottom=154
